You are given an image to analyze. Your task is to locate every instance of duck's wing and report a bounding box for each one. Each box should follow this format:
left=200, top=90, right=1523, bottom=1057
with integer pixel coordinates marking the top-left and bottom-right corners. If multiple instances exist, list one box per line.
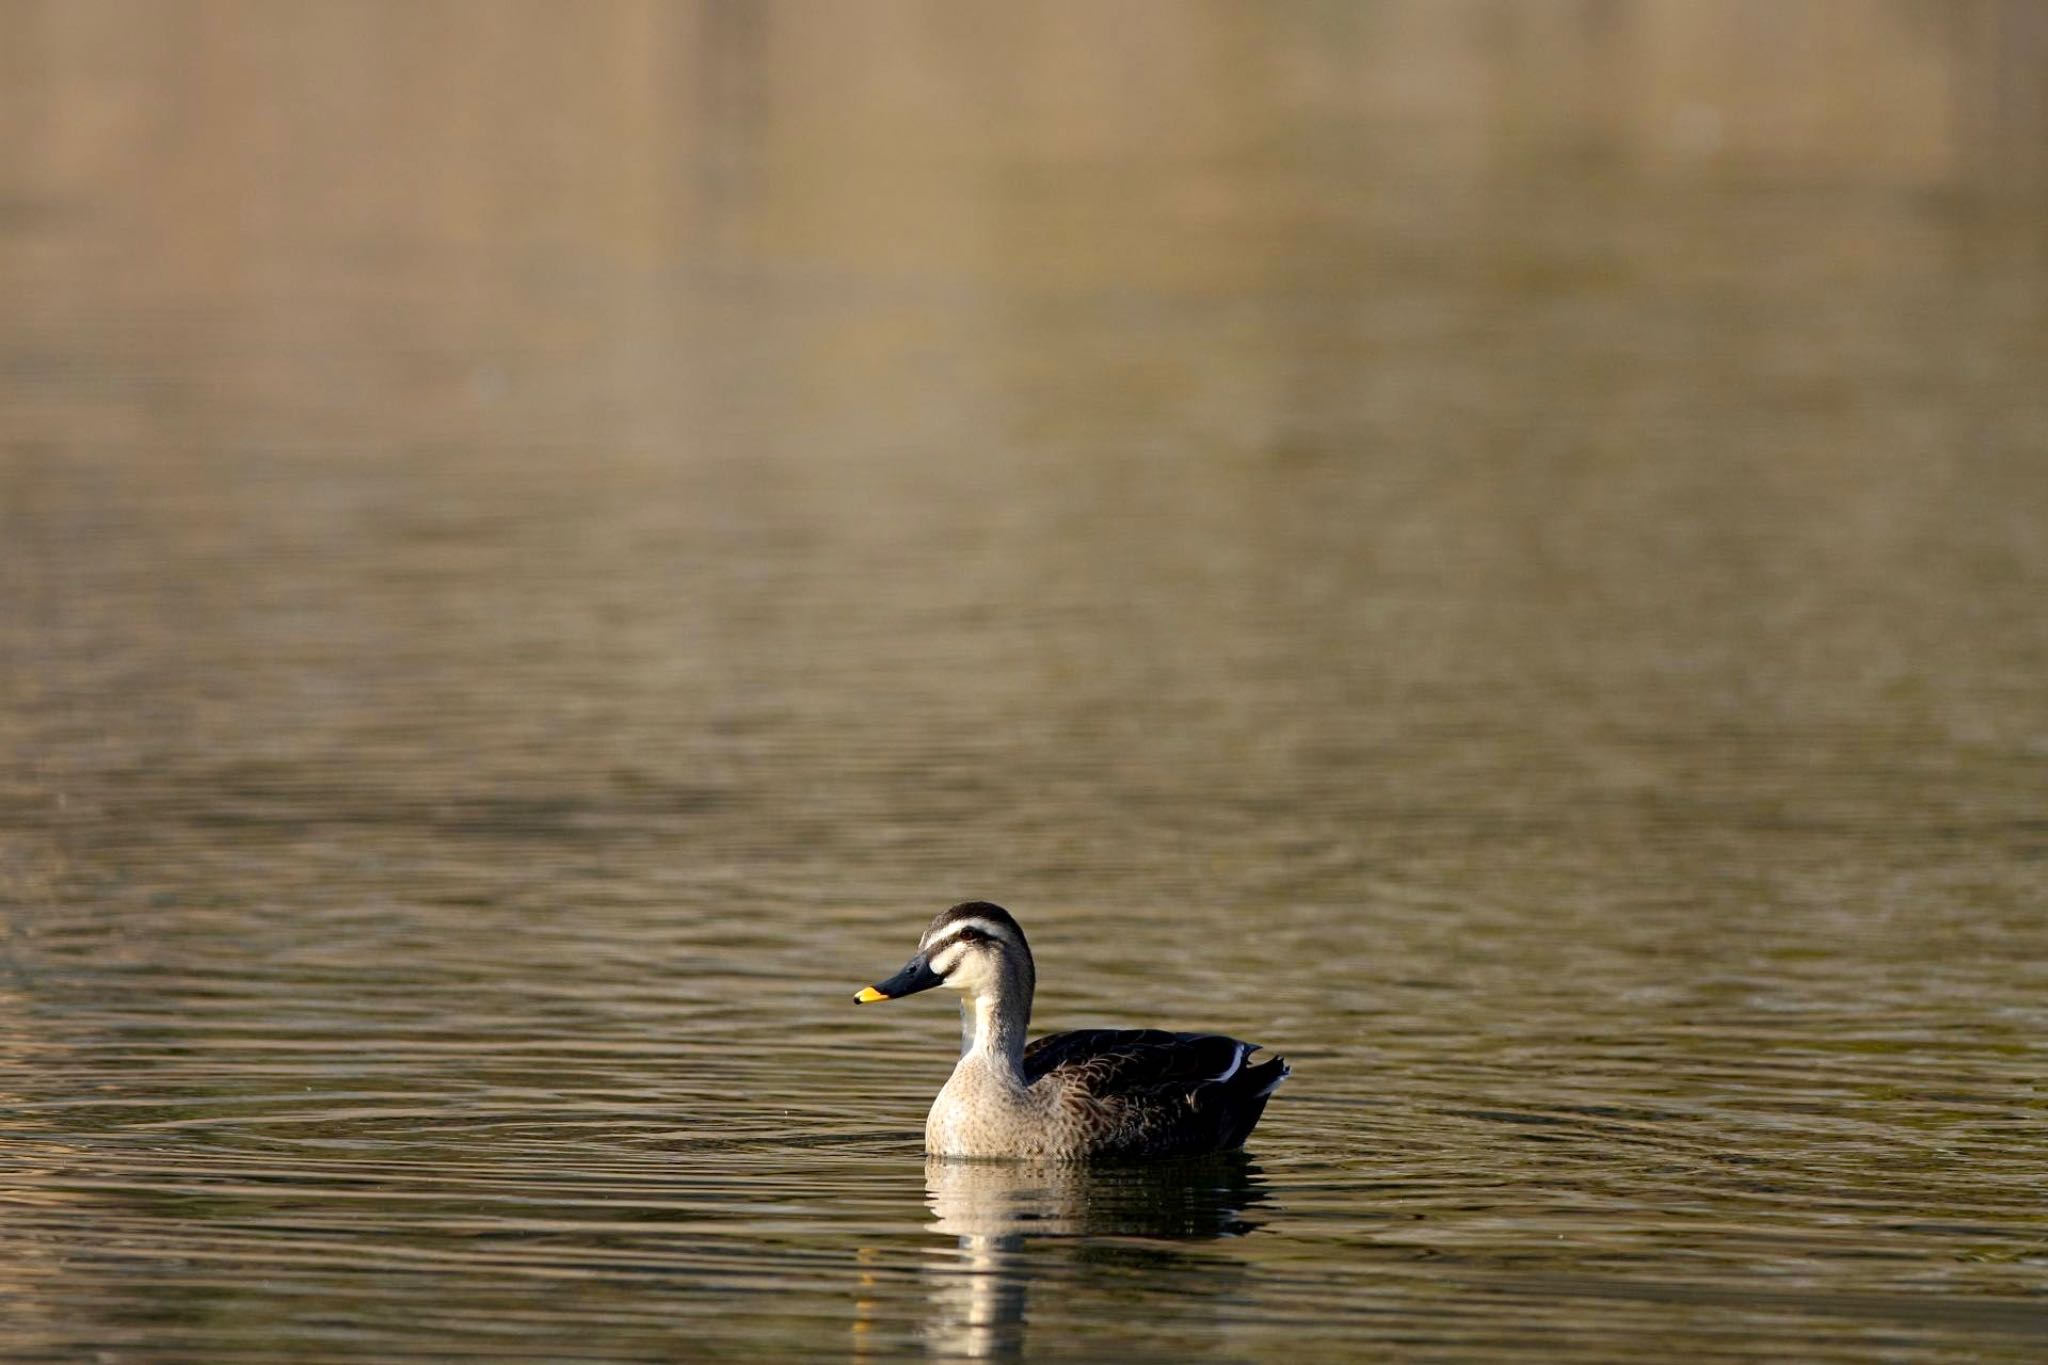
left=1023, top=1028, right=1289, bottom=1155
left=1022, top=1028, right=1266, bottom=1099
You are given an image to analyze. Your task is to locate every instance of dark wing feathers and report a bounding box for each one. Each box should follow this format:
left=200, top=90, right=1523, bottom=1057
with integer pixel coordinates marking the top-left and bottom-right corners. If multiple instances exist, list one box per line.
left=1023, top=1029, right=1248, bottom=1092
left=1022, top=1028, right=1289, bottom=1156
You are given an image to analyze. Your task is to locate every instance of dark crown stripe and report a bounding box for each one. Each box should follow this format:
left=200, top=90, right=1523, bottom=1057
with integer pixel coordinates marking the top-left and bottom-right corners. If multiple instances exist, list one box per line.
left=932, top=901, right=1018, bottom=932
left=922, top=901, right=1026, bottom=950
left=925, top=917, right=1021, bottom=956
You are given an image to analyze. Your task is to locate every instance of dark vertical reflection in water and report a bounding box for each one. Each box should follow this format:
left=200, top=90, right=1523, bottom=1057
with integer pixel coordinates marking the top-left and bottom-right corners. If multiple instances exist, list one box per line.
left=909, top=1158, right=1271, bottom=1360
left=2, top=1, right=2048, bottom=1361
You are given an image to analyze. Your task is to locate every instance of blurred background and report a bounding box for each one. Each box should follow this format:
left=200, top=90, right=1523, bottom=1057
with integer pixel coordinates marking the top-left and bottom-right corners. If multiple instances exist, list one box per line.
left=3, top=2, right=2047, bottom=1361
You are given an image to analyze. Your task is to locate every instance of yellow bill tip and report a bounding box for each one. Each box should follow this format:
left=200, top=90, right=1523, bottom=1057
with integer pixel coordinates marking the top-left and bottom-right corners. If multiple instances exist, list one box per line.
left=854, top=986, right=888, bottom=1003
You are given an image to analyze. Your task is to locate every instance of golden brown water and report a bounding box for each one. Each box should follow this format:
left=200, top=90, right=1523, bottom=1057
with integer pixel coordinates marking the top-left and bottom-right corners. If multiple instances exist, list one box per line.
left=4, top=2, right=2048, bottom=1359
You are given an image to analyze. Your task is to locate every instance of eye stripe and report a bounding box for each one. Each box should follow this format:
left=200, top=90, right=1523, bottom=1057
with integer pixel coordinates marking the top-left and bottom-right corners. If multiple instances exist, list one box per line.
left=922, top=917, right=1014, bottom=953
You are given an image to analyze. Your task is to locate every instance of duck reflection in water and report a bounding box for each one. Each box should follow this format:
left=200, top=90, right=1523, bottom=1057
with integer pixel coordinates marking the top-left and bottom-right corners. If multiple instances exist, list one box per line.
left=918, top=1153, right=1272, bottom=1359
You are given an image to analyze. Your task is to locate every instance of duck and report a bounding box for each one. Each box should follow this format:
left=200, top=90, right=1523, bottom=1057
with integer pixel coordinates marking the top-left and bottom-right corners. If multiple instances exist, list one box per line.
left=854, top=901, right=1289, bottom=1159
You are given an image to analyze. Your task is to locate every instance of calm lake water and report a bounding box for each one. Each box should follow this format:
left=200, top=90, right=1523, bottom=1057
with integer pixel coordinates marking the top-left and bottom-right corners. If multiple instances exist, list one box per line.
left=4, top=2, right=2048, bottom=1360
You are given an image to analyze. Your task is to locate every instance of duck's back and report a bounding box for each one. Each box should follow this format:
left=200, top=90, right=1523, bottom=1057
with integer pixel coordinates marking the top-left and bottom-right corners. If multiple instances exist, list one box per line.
left=1023, top=1028, right=1289, bottom=1158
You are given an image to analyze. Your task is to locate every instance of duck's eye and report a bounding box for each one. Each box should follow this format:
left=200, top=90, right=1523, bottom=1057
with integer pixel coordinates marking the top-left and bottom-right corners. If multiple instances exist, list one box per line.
left=956, top=927, right=987, bottom=944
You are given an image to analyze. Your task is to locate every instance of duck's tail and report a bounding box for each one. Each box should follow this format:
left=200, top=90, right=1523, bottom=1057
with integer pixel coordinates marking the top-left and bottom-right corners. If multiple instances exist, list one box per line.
left=1219, top=1052, right=1290, bottom=1150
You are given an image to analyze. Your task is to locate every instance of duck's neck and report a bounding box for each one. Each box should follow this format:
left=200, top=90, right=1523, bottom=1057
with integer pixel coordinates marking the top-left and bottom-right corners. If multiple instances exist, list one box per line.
left=957, top=967, right=1032, bottom=1079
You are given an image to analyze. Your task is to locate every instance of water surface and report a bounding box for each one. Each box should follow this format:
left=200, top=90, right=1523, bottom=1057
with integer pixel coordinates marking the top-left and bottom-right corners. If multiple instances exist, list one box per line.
left=4, top=2, right=2048, bottom=1359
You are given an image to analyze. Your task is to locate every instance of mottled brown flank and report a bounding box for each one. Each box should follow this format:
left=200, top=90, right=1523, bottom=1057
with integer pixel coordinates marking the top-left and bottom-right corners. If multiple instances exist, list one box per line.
left=1027, top=1029, right=1288, bottom=1158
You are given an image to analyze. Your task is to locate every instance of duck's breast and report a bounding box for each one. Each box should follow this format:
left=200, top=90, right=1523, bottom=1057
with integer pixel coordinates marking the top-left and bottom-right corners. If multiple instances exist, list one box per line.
left=925, top=1055, right=1049, bottom=1158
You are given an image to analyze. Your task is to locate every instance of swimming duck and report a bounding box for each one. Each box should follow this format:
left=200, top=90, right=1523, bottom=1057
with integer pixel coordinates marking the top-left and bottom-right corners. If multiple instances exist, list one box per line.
left=855, top=902, right=1289, bottom=1159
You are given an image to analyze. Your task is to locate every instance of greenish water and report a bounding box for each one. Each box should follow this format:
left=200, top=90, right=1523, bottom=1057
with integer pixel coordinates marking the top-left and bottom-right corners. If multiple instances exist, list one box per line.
left=4, top=2, right=2047, bottom=1359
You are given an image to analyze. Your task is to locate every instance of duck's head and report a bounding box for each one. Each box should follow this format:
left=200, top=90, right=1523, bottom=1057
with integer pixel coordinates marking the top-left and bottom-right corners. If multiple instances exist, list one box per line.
left=855, top=901, right=1034, bottom=1005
